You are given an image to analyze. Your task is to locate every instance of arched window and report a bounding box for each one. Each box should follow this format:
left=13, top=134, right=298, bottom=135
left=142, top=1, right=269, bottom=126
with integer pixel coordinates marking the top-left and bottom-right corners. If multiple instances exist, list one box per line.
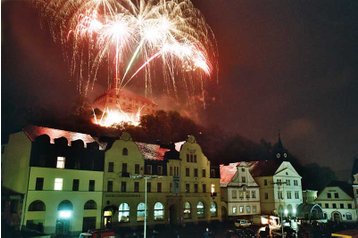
left=137, top=203, right=146, bottom=221
left=84, top=200, right=97, bottom=210
left=118, top=203, right=130, bottom=222
left=57, top=200, right=73, bottom=219
left=28, top=200, right=46, bottom=211
left=183, top=202, right=191, bottom=219
left=210, top=201, right=217, bottom=217
left=122, top=148, right=128, bottom=156
left=197, top=201, right=205, bottom=218
left=346, top=212, right=352, bottom=221
left=154, top=202, right=164, bottom=220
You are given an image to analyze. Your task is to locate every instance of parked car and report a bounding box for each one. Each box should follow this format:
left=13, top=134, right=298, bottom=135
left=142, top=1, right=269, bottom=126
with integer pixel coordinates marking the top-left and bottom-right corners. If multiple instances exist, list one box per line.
left=234, top=219, right=252, bottom=228
left=79, top=229, right=116, bottom=238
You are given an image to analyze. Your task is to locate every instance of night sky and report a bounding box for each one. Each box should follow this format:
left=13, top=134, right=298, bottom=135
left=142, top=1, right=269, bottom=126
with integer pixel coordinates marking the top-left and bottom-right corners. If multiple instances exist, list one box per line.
left=2, top=1, right=358, bottom=179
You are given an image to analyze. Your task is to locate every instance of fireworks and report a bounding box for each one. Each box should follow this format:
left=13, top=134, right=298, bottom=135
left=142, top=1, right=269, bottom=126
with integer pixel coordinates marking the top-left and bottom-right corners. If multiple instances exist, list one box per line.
left=34, top=0, right=218, bottom=98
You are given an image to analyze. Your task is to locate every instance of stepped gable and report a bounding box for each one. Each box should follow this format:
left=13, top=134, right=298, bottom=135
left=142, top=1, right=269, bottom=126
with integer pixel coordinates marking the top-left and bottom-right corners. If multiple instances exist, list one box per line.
left=23, top=125, right=107, bottom=150
left=249, top=159, right=282, bottom=177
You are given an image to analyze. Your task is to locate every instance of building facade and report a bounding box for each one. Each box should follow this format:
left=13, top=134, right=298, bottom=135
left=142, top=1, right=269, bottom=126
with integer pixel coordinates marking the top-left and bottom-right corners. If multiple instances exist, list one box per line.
left=2, top=126, right=105, bottom=236
left=220, top=162, right=261, bottom=219
left=102, top=133, right=222, bottom=228
left=315, top=181, right=357, bottom=222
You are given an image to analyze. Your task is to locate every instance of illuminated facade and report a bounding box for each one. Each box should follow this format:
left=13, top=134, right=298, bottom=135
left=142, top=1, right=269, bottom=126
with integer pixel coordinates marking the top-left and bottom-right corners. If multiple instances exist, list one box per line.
left=220, top=162, right=261, bottom=218
left=2, top=126, right=105, bottom=236
left=102, top=133, right=222, bottom=228
left=315, top=181, right=357, bottom=222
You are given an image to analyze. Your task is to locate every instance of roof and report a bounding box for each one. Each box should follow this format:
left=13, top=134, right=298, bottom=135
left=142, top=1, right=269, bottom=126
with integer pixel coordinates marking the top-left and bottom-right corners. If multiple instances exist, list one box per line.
left=220, top=163, right=240, bottom=185
left=23, top=125, right=107, bottom=150
left=135, top=142, right=169, bottom=161
left=325, top=180, right=354, bottom=198
left=249, top=160, right=282, bottom=177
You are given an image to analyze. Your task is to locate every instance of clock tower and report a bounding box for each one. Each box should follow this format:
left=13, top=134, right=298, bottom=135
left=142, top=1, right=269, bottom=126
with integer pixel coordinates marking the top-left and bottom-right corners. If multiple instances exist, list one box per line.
left=272, top=132, right=289, bottom=160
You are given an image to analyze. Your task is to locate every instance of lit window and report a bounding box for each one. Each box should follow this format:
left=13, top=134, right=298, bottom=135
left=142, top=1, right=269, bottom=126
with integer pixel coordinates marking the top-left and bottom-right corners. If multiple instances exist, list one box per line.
left=210, top=202, right=217, bottom=217
left=211, top=184, right=215, bottom=195
left=183, top=202, right=191, bottom=219
left=56, top=157, right=65, bottom=169
left=154, top=202, right=164, bottom=220
left=118, top=203, right=130, bottom=222
left=137, top=203, right=146, bottom=222
left=246, top=206, right=251, bottom=213
left=197, top=201, right=205, bottom=218
left=232, top=206, right=237, bottom=214
left=54, top=178, right=63, bottom=191
left=239, top=206, right=244, bottom=213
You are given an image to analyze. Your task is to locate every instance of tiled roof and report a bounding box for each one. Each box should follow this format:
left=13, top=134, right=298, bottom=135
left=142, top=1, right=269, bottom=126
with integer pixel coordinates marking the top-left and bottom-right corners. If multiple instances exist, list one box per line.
left=326, top=180, right=353, bottom=198
left=135, top=142, right=169, bottom=161
left=249, top=160, right=282, bottom=177
left=220, top=163, right=240, bottom=185
left=23, top=125, right=106, bottom=149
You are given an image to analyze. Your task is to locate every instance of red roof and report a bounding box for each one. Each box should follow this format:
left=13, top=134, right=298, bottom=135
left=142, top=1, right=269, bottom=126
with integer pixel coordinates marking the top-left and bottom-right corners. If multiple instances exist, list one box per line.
left=220, top=162, right=240, bottom=185
left=23, top=125, right=106, bottom=149
left=135, top=142, right=169, bottom=161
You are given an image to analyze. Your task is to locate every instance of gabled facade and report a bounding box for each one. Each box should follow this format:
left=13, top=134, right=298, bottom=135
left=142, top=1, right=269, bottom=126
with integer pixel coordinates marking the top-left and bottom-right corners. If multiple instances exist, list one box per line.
left=250, top=160, right=303, bottom=217
left=220, top=162, right=261, bottom=218
left=315, top=181, right=357, bottom=222
left=2, top=126, right=105, bottom=236
left=103, top=133, right=222, bottom=228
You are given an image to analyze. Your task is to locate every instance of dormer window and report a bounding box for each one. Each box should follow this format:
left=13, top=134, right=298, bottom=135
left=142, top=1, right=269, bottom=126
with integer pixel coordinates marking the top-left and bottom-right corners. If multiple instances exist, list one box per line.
left=122, top=148, right=128, bottom=156
left=56, top=157, right=66, bottom=169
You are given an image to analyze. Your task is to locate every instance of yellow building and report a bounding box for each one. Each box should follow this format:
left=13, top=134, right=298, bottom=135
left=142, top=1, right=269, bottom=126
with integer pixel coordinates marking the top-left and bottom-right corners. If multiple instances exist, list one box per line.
left=102, top=133, right=222, bottom=228
left=2, top=126, right=105, bottom=236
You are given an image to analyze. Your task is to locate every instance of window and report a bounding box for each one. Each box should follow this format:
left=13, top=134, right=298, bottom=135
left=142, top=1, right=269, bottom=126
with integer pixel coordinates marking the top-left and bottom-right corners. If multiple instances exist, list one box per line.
left=239, top=206, right=244, bottom=213
left=190, top=154, right=193, bottom=162
left=57, top=200, right=73, bottom=219
left=186, top=168, right=190, bottom=177
left=170, top=167, right=173, bottom=176
left=346, top=213, right=352, bottom=220
left=210, top=169, right=216, bottom=178
left=295, top=191, right=299, bottom=199
left=147, top=182, right=151, bottom=193
left=107, top=181, right=113, bottom=192
left=264, top=179, right=268, bottom=186
left=232, top=190, right=237, bottom=199
left=54, top=178, right=63, bottom=191
left=121, top=182, right=126, bottom=192
left=89, top=180, right=95, bottom=191
left=348, top=204, right=352, bottom=209
left=325, top=203, right=329, bottom=208
left=246, top=206, right=251, bottom=213
left=134, top=182, right=139, bottom=192
left=277, top=179, right=282, bottom=184
left=72, top=179, right=79, bottom=191
left=287, top=191, right=292, bottom=199
left=232, top=206, right=237, bottom=214
left=56, top=156, right=65, bottom=169
left=35, top=177, right=44, bottom=191
left=340, top=204, right=344, bottom=209
left=211, top=184, right=216, bottom=195
left=183, top=202, right=191, bottom=219
left=28, top=200, right=45, bottom=211
left=327, top=193, right=332, bottom=198
left=186, top=154, right=190, bottom=162
left=108, top=162, right=114, bottom=172
left=210, top=202, right=217, bottom=217
left=252, top=206, right=257, bottom=213
left=286, top=179, right=291, bottom=186
left=158, top=166, right=163, bottom=175
left=278, top=191, right=283, bottom=200
left=154, top=202, right=164, bottom=220
left=185, top=184, right=190, bottom=193
left=137, top=203, right=146, bottom=222
left=135, top=164, right=140, bottom=174
left=145, top=165, right=152, bottom=175
left=332, top=203, right=337, bottom=209
left=194, top=168, right=198, bottom=177
left=242, top=176, right=246, bottom=183
left=202, top=184, right=207, bottom=193
left=246, top=191, right=250, bottom=199
left=194, top=154, right=197, bottom=162
left=202, top=169, right=206, bottom=177
left=294, top=180, right=298, bottom=186
left=122, top=163, right=128, bottom=173
left=241, top=168, right=245, bottom=172
left=194, top=184, right=198, bottom=193
left=84, top=200, right=97, bottom=210
left=265, top=193, right=269, bottom=200
left=251, top=190, right=256, bottom=199
left=197, top=201, right=205, bottom=218
left=122, top=148, right=128, bottom=156
left=157, top=182, right=162, bottom=193
left=334, top=193, right=339, bottom=198
left=118, top=203, right=130, bottom=222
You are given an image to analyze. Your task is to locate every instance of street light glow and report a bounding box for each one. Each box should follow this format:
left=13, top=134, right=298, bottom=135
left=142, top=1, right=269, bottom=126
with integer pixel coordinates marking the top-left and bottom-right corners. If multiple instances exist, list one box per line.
left=58, top=210, right=72, bottom=219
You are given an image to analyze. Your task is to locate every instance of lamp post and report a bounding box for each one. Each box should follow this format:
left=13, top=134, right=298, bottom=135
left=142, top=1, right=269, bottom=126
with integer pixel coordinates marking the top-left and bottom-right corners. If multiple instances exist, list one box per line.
left=273, top=180, right=286, bottom=238
left=131, top=175, right=159, bottom=238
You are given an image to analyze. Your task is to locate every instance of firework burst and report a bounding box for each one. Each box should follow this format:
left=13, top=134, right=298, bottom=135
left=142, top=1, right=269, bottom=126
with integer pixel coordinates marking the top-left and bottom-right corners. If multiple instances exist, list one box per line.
left=34, top=0, right=218, bottom=99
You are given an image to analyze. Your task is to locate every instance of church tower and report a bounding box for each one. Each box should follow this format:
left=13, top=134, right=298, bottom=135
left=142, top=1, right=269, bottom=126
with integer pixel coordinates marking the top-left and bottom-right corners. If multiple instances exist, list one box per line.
left=272, top=132, right=289, bottom=160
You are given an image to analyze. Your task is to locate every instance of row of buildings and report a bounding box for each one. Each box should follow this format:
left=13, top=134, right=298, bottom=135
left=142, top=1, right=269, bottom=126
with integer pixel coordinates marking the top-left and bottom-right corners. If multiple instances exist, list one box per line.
left=2, top=125, right=357, bottom=236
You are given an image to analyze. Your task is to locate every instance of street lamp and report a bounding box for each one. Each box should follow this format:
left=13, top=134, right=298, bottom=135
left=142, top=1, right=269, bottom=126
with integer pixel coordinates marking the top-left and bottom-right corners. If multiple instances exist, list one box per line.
left=131, top=175, right=159, bottom=238
left=272, top=180, right=286, bottom=238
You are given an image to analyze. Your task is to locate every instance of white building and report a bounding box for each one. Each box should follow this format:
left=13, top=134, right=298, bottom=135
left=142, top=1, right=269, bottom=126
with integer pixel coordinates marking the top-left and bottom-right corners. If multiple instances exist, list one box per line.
left=220, top=162, right=261, bottom=218
left=250, top=160, right=303, bottom=217
left=315, top=181, right=357, bottom=222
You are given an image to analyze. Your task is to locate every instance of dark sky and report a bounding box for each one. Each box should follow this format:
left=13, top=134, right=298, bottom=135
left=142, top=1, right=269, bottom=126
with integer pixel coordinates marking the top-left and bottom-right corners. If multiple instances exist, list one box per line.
left=2, top=1, right=358, bottom=179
